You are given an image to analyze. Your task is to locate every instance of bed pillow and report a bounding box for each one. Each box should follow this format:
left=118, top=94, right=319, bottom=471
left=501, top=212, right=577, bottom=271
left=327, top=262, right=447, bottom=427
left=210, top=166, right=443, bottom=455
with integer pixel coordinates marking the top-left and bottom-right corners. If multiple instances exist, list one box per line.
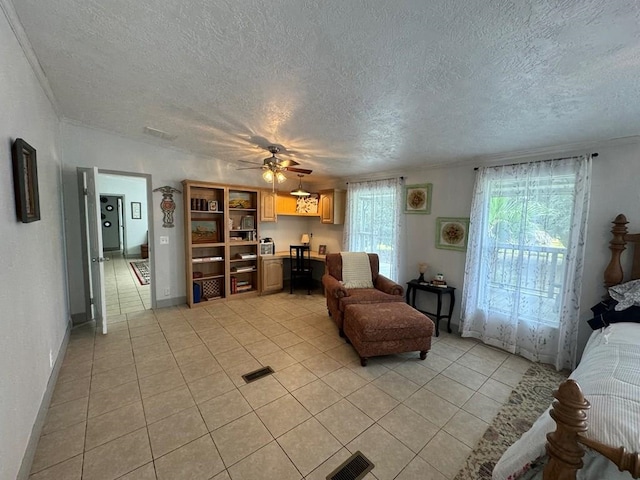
left=340, top=252, right=374, bottom=289
left=609, top=279, right=640, bottom=310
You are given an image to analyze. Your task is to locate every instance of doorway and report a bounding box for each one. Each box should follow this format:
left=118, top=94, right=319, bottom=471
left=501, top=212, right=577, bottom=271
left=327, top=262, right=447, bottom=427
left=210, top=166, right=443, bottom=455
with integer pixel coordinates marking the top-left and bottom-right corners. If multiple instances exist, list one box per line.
left=98, top=173, right=153, bottom=316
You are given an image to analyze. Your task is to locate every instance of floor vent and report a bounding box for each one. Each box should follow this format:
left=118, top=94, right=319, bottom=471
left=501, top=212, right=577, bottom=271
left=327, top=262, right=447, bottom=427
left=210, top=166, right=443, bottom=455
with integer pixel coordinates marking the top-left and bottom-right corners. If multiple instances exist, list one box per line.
left=326, top=451, right=374, bottom=480
left=241, top=366, right=274, bottom=383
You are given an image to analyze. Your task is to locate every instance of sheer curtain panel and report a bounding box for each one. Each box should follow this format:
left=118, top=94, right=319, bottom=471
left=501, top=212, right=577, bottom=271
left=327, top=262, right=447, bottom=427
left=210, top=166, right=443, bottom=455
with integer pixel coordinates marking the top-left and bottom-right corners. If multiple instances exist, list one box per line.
left=343, top=178, right=402, bottom=280
left=460, top=156, right=592, bottom=370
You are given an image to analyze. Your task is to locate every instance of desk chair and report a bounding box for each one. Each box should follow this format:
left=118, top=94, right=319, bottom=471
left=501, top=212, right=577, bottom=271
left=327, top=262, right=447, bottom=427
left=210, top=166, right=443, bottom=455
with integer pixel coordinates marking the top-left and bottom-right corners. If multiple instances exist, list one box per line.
left=290, top=245, right=312, bottom=294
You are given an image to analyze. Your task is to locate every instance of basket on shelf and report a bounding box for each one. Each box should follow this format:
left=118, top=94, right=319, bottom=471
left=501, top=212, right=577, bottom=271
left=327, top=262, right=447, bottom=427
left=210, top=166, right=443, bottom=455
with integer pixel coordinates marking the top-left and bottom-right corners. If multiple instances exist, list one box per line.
left=202, top=278, right=222, bottom=299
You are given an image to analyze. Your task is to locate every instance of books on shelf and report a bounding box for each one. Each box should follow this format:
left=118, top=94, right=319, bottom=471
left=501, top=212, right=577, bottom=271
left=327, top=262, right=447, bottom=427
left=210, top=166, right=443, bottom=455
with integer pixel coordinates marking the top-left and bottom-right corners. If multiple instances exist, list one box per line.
left=230, top=276, right=253, bottom=294
left=236, top=253, right=257, bottom=259
left=192, top=256, right=223, bottom=263
left=232, top=266, right=255, bottom=273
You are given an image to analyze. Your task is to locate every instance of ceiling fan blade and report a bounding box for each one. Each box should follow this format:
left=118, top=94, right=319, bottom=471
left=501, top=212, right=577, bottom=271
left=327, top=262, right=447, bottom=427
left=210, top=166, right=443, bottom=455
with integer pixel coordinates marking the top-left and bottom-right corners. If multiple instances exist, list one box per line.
left=277, top=159, right=300, bottom=168
left=285, top=167, right=313, bottom=175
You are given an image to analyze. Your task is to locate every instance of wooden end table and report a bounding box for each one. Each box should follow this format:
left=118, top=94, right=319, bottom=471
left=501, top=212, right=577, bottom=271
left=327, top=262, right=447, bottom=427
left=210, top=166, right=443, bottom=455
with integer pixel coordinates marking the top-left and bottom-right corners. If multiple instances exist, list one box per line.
left=405, top=280, right=456, bottom=337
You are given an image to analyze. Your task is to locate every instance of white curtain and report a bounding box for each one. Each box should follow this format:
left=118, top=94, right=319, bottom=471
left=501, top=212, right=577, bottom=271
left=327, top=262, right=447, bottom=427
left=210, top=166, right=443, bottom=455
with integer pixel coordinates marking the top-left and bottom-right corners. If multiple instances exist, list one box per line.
left=343, top=178, right=402, bottom=281
left=460, top=156, right=592, bottom=370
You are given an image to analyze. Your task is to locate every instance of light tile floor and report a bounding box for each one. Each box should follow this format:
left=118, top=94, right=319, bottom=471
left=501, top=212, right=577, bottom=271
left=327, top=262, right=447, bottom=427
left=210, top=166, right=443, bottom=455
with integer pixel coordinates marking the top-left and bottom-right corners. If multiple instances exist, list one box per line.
left=104, top=252, right=151, bottom=315
left=32, top=293, right=532, bottom=480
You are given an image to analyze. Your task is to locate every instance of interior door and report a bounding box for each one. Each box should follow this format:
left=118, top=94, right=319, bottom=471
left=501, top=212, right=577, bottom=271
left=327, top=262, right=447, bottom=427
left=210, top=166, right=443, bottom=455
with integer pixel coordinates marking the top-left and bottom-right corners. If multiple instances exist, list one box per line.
left=79, top=167, right=107, bottom=334
left=100, top=195, right=121, bottom=251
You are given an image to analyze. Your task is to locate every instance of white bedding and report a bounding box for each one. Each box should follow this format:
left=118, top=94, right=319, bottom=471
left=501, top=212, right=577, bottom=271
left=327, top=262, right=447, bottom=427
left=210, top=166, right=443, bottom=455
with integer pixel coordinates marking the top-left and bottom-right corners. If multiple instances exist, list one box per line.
left=492, top=322, right=640, bottom=480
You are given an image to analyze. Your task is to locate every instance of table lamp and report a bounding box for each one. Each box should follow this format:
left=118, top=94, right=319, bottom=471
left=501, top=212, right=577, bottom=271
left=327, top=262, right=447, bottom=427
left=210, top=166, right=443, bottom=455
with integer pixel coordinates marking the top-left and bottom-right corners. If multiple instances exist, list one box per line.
left=301, top=233, right=310, bottom=246
left=418, top=262, right=428, bottom=283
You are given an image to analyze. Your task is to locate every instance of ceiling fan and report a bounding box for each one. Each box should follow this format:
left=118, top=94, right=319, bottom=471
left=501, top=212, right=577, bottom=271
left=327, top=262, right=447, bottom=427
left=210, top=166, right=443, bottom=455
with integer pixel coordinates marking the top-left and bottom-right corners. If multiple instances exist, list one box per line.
left=237, top=146, right=313, bottom=188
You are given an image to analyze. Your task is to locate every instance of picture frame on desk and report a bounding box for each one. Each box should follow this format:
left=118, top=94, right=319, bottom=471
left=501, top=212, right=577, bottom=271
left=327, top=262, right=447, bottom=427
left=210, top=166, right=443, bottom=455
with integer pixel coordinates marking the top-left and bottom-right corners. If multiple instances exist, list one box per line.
left=209, top=200, right=218, bottom=212
left=318, top=244, right=327, bottom=255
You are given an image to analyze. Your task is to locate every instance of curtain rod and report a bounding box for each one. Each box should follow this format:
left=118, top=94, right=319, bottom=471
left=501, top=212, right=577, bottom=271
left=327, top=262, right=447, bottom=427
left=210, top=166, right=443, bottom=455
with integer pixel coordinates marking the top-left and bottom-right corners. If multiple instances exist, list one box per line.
left=346, top=176, right=404, bottom=185
left=473, top=153, right=598, bottom=171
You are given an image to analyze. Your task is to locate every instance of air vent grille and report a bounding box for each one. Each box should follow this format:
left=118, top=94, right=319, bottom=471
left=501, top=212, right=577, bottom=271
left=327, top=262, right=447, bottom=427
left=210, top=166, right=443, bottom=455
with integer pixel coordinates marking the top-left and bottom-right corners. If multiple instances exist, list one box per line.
left=326, top=451, right=374, bottom=480
left=143, top=126, right=177, bottom=141
left=241, top=366, right=274, bottom=383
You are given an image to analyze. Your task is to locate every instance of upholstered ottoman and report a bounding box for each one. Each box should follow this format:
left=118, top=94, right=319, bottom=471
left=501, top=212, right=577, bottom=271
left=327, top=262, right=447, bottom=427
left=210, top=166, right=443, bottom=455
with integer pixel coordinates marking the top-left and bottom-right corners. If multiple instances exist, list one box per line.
left=343, top=302, right=435, bottom=366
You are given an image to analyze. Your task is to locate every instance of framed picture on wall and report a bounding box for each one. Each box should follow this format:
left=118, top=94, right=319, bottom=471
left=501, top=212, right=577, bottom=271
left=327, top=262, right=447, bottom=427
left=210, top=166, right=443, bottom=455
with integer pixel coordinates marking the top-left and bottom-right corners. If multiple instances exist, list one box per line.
left=404, top=183, right=432, bottom=214
left=12, top=138, right=40, bottom=223
left=436, top=217, right=470, bottom=251
left=131, top=202, right=142, bottom=219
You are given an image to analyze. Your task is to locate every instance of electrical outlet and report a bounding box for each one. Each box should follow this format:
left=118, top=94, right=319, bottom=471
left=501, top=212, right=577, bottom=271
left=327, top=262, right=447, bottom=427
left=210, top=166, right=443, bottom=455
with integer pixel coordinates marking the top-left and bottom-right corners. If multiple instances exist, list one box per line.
left=160, top=236, right=169, bottom=245
left=163, top=287, right=170, bottom=296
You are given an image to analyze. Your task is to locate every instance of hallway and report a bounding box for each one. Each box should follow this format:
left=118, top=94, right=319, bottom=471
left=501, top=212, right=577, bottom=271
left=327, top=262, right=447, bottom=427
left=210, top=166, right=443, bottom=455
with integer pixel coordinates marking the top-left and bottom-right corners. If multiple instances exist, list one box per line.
left=104, top=252, right=151, bottom=315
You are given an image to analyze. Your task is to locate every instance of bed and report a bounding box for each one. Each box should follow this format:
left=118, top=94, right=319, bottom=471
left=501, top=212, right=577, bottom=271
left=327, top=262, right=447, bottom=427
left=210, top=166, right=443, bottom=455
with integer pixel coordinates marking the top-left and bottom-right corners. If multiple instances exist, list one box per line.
left=492, top=214, right=640, bottom=480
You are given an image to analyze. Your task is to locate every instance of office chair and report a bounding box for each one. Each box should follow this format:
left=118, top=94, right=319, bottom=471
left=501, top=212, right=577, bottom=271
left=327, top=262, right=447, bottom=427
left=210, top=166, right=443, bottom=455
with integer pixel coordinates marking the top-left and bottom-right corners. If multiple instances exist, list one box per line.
left=289, top=245, right=312, bottom=294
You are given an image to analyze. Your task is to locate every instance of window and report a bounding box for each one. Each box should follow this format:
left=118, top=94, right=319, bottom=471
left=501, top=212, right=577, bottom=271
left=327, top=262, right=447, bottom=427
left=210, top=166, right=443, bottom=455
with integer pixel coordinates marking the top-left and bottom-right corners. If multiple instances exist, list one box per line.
left=483, top=175, right=577, bottom=327
left=344, top=178, right=401, bottom=280
left=461, top=156, right=591, bottom=369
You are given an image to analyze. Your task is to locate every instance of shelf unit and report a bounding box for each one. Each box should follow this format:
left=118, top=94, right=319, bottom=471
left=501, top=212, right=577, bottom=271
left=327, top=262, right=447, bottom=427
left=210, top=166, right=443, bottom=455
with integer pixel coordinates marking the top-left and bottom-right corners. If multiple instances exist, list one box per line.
left=183, top=181, right=260, bottom=307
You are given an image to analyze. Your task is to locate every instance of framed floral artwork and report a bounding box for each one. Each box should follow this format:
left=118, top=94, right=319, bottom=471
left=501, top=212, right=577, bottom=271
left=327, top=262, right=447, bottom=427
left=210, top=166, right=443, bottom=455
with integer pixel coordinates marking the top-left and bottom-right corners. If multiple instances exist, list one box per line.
left=404, top=183, right=432, bottom=214
left=436, top=217, right=469, bottom=251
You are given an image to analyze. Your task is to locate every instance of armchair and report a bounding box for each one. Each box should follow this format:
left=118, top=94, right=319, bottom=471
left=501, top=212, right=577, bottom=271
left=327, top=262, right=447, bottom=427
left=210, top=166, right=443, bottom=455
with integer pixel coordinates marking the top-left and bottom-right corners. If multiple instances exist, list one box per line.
left=322, top=253, right=405, bottom=335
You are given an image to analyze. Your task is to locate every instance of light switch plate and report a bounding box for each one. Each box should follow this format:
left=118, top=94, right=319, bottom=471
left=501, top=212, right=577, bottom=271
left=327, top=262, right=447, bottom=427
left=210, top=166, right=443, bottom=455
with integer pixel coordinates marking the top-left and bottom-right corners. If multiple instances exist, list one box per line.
left=160, top=236, right=169, bottom=244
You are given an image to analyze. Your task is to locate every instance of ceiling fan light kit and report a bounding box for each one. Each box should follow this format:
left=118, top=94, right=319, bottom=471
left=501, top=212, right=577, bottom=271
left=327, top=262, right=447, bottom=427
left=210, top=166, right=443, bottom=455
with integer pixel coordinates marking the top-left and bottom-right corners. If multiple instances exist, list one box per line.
left=237, top=145, right=313, bottom=192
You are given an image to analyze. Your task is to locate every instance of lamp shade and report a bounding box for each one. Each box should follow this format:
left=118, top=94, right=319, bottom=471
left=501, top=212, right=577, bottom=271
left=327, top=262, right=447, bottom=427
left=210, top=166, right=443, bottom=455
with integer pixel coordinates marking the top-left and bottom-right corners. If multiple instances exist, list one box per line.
left=262, top=170, right=274, bottom=183
left=300, top=233, right=310, bottom=244
left=291, top=175, right=310, bottom=196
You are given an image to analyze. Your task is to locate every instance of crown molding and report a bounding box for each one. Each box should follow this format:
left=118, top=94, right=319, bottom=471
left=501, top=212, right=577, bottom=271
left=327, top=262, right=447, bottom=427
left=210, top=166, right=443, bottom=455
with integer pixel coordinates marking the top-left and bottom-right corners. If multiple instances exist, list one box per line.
left=0, top=0, right=59, bottom=114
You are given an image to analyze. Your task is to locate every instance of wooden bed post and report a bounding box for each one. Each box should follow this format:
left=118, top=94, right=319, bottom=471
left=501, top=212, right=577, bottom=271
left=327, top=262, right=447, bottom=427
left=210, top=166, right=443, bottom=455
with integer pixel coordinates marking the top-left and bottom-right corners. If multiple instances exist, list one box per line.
left=603, top=214, right=628, bottom=292
left=543, top=380, right=590, bottom=480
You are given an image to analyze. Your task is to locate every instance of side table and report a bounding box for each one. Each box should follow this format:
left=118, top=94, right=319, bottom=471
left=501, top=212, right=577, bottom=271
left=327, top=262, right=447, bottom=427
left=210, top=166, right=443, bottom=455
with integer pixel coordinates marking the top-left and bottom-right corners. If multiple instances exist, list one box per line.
left=405, top=280, right=456, bottom=337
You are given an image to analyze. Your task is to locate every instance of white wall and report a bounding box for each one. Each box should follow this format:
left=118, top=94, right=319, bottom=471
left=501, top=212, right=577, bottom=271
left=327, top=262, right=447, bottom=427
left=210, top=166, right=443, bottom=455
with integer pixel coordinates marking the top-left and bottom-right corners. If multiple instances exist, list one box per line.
left=400, top=140, right=640, bottom=360
left=98, top=173, right=148, bottom=257
left=260, top=216, right=344, bottom=255
left=0, top=11, right=68, bottom=480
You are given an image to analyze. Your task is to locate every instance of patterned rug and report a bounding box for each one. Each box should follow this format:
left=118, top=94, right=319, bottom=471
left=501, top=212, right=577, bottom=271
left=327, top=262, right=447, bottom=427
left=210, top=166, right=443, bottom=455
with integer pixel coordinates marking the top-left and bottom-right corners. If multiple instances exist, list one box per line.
left=130, top=260, right=150, bottom=285
left=454, top=363, right=570, bottom=480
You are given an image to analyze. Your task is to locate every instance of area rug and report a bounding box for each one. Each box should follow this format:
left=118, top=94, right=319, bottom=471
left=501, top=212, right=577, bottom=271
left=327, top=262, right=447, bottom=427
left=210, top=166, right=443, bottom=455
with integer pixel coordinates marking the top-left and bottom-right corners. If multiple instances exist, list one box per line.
left=130, top=260, right=150, bottom=285
left=453, top=363, right=570, bottom=480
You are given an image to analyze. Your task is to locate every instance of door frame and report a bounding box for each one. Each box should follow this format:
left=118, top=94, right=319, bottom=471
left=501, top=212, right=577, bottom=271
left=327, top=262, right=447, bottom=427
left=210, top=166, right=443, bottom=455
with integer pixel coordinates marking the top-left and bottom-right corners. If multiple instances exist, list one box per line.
left=79, top=169, right=155, bottom=321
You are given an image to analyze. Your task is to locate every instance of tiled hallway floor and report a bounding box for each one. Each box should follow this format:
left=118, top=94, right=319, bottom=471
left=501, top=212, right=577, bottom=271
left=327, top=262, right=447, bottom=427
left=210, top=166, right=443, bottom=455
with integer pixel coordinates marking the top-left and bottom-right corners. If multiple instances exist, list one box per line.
left=32, top=293, right=531, bottom=480
left=104, top=252, right=151, bottom=315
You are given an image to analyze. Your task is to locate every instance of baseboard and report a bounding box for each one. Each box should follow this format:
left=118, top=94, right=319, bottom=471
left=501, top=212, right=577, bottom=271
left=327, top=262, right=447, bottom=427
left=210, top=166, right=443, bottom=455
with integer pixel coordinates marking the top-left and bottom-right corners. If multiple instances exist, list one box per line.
left=17, top=323, right=71, bottom=480
left=71, top=311, right=87, bottom=325
left=155, top=296, right=186, bottom=309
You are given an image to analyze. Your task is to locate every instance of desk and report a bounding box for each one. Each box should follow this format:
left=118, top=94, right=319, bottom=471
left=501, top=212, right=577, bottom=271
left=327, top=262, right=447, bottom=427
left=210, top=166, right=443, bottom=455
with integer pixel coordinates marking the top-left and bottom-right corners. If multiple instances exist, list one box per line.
left=261, top=251, right=326, bottom=293
left=273, top=251, right=326, bottom=262
left=405, top=280, right=455, bottom=337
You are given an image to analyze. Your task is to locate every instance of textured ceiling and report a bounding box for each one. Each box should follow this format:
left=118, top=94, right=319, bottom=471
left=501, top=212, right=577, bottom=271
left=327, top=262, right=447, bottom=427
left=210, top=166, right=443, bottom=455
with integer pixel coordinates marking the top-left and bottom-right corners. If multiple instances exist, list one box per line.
left=10, top=0, right=640, bottom=180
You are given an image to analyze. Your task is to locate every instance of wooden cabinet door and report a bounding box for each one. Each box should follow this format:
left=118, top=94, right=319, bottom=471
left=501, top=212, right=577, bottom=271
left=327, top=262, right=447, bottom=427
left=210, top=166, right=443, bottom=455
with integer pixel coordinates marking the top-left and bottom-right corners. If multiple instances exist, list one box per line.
left=320, top=192, right=333, bottom=224
left=260, top=190, right=277, bottom=222
left=262, top=258, right=283, bottom=292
